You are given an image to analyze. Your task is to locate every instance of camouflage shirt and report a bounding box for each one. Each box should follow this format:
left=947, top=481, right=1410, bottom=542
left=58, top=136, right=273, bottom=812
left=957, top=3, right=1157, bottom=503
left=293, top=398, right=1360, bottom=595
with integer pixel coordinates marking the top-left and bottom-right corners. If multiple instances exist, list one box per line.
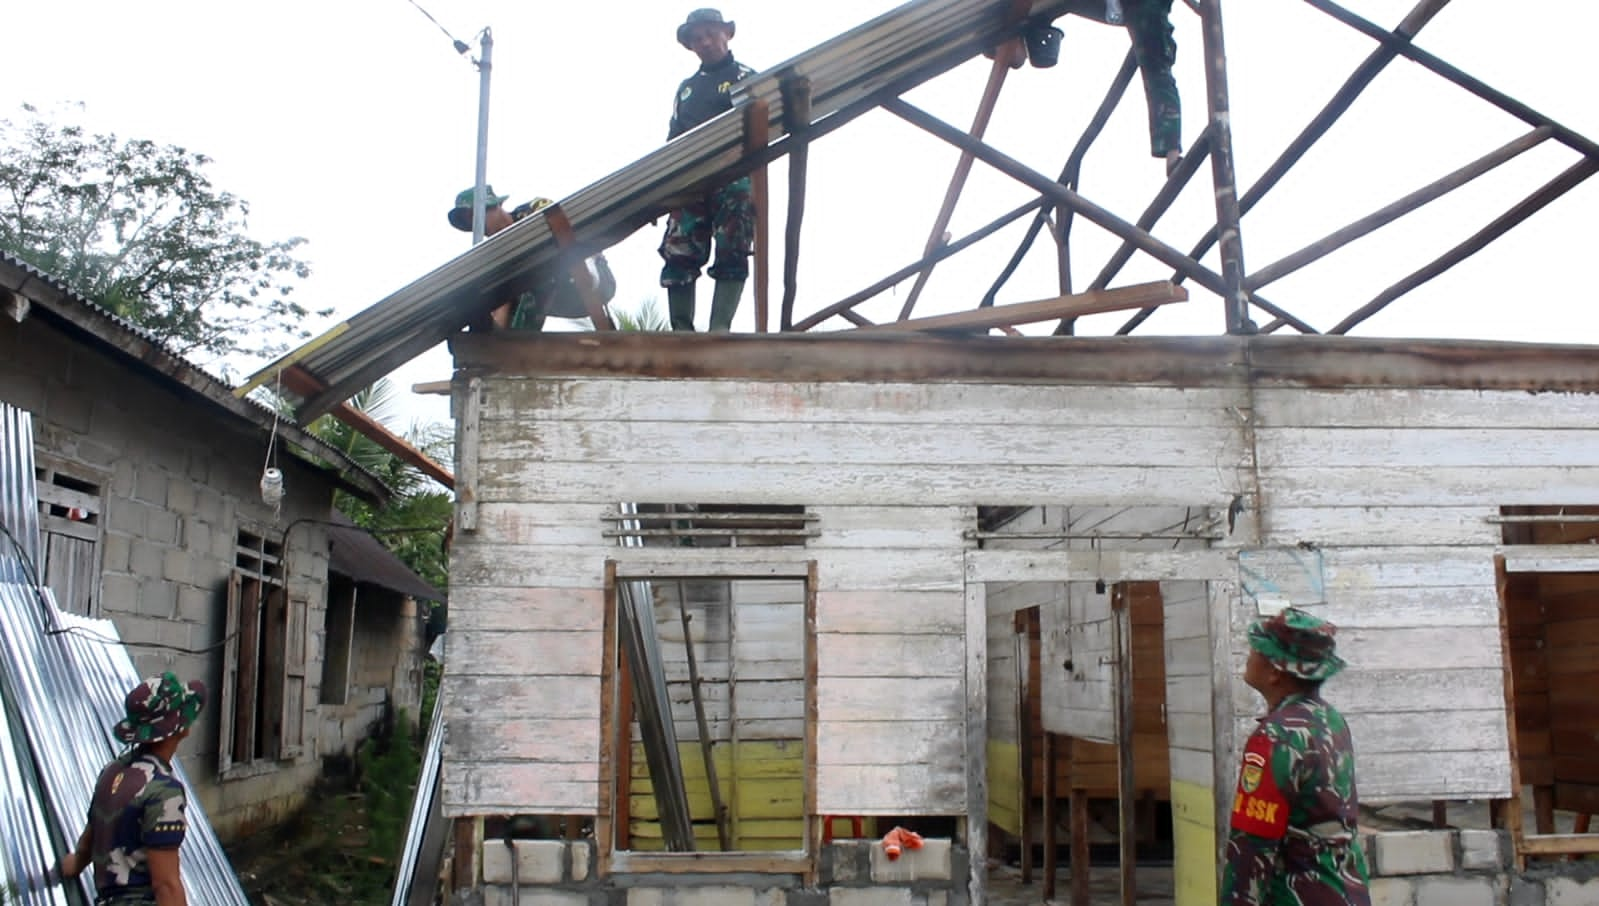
left=1222, top=693, right=1370, bottom=906
left=87, top=750, right=188, bottom=898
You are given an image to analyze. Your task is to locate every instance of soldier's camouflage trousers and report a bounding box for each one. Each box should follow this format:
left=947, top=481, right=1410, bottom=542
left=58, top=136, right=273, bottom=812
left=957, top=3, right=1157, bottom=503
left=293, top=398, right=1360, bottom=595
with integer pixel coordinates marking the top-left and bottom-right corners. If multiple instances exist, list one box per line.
left=659, top=176, right=755, bottom=286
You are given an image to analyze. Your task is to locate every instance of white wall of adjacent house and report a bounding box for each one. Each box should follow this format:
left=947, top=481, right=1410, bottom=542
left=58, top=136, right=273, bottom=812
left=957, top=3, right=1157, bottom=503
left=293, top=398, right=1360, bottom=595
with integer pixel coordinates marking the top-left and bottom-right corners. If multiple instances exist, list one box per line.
left=443, top=374, right=1599, bottom=828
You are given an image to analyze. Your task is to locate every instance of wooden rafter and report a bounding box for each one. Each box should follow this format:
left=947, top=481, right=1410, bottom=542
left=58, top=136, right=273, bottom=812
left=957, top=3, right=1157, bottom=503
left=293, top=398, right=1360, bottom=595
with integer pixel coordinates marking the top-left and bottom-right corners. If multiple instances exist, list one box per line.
left=779, top=78, right=813, bottom=331
left=277, top=365, right=455, bottom=490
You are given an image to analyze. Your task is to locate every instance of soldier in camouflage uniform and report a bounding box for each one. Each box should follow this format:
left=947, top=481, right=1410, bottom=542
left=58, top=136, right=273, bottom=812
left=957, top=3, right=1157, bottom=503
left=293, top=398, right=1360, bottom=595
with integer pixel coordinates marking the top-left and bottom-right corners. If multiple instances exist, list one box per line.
left=57, top=673, right=205, bottom=906
left=1048, top=0, right=1183, bottom=172
left=1222, top=607, right=1371, bottom=906
left=446, top=187, right=617, bottom=329
left=660, top=9, right=758, bottom=332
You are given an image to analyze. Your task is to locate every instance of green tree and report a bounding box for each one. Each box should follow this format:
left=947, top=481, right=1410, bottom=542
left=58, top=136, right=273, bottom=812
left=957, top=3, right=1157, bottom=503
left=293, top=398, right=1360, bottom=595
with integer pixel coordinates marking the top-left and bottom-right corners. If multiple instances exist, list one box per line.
left=0, top=103, right=327, bottom=364
left=305, top=380, right=453, bottom=594
left=612, top=297, right=670, bottom=332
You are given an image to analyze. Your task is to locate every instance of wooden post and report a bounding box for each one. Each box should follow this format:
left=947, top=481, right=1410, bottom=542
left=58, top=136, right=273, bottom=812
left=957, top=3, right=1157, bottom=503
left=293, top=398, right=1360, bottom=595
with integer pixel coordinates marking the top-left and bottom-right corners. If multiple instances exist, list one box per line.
left=1195, top=0, right=1251, bottom=333
left=743, top=100, right=771, bottom=333
left=1494, top=554, right=1527, bottom=870
left=1043, top=731, right=1059, bottom=899
left=1015, top=612, right=1034, bottom=884
left=965, top=581, right=990, bottom=906
left=1113, top=585, right=1137, bottom=906
left=779, top=78, right=813, bottom=332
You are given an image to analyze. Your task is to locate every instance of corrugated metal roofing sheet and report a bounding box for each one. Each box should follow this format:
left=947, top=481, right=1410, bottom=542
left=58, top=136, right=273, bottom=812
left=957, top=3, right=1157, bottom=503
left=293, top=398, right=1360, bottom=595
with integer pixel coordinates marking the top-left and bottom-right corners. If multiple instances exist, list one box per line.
left=0, top=403, right=249, bottom=905
left=0, top=250, right=392, bottom=503
left=246, top=0, right=1074, bottom=420
left=328, top=512, right=444, bottom=603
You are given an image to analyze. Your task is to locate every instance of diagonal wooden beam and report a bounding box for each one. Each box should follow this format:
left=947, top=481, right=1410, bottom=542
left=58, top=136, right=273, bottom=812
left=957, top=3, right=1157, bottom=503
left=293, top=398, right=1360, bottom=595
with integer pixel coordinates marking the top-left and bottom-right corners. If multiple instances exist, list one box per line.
left=794, top=197, right=1047, bottom=331
left=1330, top=157, right=1599, bottom=334
left=1247, top=126, right=1553, bottom=292
left=859, top=281, right=1187, bottom=334
left=898, top=49, right=1018, bottom=321
left=278, top=365, right=455, bottom=490
left=1196, top=0, right=1250, bottom=332
left=1165, top=0, right=1456, bottom=301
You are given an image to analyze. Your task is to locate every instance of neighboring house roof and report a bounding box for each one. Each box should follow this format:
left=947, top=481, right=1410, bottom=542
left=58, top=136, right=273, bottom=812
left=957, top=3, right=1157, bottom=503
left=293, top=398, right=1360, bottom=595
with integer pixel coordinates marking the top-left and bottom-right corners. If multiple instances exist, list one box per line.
left=327, top=511, right=444, bottom=603
left=243, top=0, right=1072, bottom=421
left=0, top=250, right=392, bottom=504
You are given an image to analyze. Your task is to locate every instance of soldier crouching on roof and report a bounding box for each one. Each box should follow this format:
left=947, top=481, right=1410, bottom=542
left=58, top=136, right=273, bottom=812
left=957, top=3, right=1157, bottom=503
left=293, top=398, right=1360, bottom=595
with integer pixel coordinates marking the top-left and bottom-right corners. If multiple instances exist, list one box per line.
left=1222, top=607, right=1371, bottom=906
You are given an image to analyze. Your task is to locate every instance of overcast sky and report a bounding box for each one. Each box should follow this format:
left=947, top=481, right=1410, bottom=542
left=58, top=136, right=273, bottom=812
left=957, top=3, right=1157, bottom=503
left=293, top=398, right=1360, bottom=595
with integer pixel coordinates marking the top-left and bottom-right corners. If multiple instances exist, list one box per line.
left=4, top=1, right=1595, bottom=433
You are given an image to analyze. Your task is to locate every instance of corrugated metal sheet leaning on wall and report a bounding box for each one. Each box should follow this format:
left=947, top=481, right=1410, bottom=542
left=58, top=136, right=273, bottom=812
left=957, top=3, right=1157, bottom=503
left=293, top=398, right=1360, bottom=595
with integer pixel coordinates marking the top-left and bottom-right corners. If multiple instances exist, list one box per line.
left=0, top=401, right=249, bottom=905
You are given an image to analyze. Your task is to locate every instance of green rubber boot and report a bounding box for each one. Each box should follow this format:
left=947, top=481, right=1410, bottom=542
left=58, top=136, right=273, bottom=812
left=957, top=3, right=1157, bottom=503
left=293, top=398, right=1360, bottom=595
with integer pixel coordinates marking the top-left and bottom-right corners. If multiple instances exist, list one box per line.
left=667, top=284, right=696, bottom=332
left=708, top=279, right=745, bottom=332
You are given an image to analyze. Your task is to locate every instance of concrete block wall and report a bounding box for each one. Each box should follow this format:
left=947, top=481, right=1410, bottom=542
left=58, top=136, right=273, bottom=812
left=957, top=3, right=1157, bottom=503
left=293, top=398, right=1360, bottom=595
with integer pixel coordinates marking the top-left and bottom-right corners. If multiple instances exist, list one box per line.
left=467, top=839, right=967, bottom=906
left=0, top=312, right=342, bottom=842
left=1364, top=829, right=1599, bottom=906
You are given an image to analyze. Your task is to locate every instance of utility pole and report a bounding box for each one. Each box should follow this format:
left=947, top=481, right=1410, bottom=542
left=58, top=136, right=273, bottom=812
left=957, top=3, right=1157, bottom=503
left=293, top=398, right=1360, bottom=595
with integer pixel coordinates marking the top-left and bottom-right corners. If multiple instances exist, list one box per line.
left=469, top=28, right=494, bottom=246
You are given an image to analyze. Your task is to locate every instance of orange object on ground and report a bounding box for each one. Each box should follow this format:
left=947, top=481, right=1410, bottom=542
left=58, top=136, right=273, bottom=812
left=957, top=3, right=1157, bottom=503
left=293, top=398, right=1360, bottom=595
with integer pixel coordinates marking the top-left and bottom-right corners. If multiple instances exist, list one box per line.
left=880, top=826, right=925, bottom=861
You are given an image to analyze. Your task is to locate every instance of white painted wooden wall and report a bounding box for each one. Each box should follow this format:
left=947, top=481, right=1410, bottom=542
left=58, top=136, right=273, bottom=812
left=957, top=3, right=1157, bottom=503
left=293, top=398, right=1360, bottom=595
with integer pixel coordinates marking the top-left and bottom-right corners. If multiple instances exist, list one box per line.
left=444, top=377, right=1599, bottom=816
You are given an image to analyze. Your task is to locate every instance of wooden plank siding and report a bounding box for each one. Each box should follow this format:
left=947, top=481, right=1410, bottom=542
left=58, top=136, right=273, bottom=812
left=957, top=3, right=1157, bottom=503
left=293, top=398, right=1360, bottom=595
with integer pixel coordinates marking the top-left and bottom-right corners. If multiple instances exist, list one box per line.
left=444, top=371, right=1599, bottom=820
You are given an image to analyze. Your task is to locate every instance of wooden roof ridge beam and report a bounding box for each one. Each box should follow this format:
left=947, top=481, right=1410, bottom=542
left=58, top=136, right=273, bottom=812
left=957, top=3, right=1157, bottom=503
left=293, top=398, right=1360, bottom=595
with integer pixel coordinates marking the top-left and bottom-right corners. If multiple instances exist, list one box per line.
left=1247, top=125, right=1554, bottom=292
left=793, top=197, right=1046, bottom=331
left=778, top=79, right=812, bottom=331
left=278, top=364, right=456, bottom=490
left=542, top=203, right=614, bottom=332
left=897, top=46, right=1018, bottom=322
left=1169, top=0, right=1453, bottom=300
left=1330, top=156, right=1599, bottom=335
left=857, top=281, right=1187, bottom=334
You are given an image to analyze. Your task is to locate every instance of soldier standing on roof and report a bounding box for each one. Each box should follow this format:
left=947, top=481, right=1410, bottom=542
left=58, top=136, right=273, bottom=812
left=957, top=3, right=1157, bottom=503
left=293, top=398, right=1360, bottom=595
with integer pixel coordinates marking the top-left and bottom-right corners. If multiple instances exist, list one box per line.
left=1221, top=607, right=1372, bottom=906
left=56, top=673, right=205, bottom=906
left=660, top=8, right=758, bottom=332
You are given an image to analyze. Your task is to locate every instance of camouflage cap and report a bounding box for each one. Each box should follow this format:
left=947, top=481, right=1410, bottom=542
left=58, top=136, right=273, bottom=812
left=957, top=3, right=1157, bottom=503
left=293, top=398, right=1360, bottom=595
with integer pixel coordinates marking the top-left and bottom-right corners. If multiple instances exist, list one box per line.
left=1248, top=606, right=1345, bottom=681
left=677, top=8, right=736, bottom=47
left=448, top=185, right=511, bottom=232
left=114, top=672, right=206, bottom=745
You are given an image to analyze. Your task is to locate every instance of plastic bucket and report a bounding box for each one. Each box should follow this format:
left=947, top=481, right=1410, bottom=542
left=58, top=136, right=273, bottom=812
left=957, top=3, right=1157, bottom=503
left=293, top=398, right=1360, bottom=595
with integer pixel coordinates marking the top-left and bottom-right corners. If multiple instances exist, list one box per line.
left=1027, top=24, right=1064, bottom=69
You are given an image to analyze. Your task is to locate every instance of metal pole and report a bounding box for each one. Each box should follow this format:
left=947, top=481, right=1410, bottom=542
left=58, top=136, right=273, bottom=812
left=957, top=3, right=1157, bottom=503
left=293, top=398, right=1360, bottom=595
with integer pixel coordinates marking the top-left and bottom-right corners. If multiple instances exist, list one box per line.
left=471, top=28, right=494, bottom=246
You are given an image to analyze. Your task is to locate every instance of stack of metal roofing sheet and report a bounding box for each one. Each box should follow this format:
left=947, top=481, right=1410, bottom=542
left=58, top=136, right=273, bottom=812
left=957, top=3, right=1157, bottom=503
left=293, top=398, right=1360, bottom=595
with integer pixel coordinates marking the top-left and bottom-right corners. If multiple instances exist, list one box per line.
left=250, top=0, right=1074, bottom=419
left=390, top=700, right=445, bottom=906
left=0, top=404, right=249, bottom=905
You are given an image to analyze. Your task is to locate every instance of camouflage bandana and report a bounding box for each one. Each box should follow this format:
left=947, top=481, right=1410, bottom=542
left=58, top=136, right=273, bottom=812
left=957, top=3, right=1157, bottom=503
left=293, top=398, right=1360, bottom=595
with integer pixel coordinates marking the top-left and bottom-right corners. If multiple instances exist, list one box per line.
left=1248, top=606, right=1345, bottom=681
left=114, top=673, right=206, bottom=745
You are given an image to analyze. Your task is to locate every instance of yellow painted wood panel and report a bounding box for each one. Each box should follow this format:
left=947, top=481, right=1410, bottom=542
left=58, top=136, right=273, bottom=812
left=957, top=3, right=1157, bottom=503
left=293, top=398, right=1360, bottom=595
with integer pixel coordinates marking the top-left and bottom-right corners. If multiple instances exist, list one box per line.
left=1171, top=780, right=1217, bottom=906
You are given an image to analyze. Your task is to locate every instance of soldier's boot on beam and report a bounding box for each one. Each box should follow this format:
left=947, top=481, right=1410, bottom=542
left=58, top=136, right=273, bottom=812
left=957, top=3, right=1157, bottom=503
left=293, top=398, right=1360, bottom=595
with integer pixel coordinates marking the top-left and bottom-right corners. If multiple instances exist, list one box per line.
left=708, top=279, right=745, bottom=332
left=668, top=284, right=696, bottom=331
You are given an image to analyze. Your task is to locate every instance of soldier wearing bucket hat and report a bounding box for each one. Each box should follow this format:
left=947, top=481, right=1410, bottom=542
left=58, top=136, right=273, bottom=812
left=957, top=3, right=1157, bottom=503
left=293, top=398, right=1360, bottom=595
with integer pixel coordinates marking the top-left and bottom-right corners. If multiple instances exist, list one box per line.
left=1222, top=607, right=1371, bottom=905
left=57, top=673, right=205, bottom=905
left=660, top=8, right=758, bottom=332
left=446, top=187, right=616, bottom=329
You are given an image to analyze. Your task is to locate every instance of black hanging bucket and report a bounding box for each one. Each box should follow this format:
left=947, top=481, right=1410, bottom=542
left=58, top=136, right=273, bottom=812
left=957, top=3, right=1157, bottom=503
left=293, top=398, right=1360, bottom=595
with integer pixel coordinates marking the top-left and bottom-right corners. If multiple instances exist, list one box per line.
left=1026, top=24, right=1064, bottom=69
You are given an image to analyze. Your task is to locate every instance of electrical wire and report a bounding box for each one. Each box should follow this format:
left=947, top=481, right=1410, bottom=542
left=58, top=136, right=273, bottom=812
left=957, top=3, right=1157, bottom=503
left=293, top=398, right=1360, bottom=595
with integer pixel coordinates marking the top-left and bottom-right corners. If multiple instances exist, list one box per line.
left=0, top=516, right=239, bottom=656
left=402, top=0, right=474, bottom=57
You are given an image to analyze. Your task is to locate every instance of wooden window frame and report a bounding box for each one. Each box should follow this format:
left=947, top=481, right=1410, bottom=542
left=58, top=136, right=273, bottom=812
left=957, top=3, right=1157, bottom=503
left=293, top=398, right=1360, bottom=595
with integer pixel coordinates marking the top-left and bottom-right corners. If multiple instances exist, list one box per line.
left=219, top=528, right=308, bottom=779
left=597, top=559, right=819, bottom=878
left=33, top=457, right=106, bottom=617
